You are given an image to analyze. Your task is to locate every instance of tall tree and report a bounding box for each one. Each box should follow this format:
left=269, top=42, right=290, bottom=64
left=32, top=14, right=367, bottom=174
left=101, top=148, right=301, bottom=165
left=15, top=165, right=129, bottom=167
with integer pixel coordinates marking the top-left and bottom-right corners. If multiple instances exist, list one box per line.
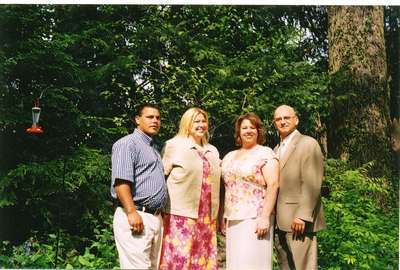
left=385, top=6, right=400, bottom=120
left=327, top=6, right=391, bottom=174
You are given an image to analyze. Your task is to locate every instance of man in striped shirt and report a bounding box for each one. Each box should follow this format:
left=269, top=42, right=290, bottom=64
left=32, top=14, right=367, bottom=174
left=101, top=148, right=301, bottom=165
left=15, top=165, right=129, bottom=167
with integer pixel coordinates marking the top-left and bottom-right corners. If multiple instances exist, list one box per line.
left=111, top=103, right=167, bottom=269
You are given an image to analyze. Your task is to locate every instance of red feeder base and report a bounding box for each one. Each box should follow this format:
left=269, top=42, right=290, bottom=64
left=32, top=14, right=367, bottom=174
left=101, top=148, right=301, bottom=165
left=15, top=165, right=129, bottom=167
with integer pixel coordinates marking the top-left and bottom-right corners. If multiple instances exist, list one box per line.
left=26, top=126, right=44, bottom=134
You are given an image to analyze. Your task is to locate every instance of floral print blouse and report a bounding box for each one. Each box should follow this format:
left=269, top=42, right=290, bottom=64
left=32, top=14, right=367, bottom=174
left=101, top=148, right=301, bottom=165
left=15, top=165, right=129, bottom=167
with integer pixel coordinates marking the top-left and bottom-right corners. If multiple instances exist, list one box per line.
left=222, top=145, right=278, bottom=220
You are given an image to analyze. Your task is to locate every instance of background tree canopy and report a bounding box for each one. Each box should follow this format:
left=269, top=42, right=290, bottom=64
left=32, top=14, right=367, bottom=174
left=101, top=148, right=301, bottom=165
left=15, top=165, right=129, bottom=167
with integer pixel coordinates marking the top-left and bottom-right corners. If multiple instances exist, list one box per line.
left=0, top=5, right=398, bottom=269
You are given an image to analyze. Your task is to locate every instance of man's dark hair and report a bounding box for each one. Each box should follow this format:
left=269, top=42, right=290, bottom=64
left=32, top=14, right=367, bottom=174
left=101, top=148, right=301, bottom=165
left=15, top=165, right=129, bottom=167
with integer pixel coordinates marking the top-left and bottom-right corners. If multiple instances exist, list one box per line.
left=135, top=103, right=160, bottom=117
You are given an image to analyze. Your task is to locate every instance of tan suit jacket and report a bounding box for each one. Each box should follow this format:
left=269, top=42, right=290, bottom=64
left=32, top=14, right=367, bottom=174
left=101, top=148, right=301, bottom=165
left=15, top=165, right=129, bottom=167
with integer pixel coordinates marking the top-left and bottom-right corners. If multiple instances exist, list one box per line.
left=162, top=136, right=221, bottom=220
left=275, top=131, right=326, bottom=232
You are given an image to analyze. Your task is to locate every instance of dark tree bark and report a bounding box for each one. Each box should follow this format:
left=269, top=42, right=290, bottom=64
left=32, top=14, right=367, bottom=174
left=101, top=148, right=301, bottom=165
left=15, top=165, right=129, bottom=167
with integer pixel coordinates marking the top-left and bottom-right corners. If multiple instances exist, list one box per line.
left=385, top=6, right=400, bottom=120
left=328, top=6, right=391, bottom=175
left=385, top=6, right=400, bottom=178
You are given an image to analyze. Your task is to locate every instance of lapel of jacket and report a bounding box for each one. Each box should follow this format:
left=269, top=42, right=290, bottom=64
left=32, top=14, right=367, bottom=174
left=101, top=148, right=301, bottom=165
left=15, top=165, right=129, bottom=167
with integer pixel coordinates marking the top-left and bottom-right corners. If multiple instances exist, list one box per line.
left=185, top=137, right=212, bottom=156
left=280, top=131, right=302, bottom=170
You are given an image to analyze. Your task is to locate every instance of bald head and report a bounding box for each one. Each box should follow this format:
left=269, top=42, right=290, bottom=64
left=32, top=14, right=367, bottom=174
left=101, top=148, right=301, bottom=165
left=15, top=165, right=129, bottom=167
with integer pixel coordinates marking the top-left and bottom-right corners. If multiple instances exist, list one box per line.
left=273, top=104, right=299, bottom=139
left=274, top=105, right=297, bottom=118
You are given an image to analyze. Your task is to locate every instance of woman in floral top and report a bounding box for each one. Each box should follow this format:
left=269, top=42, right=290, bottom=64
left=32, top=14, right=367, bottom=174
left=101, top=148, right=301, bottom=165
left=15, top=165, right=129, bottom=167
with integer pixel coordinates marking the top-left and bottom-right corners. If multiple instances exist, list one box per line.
left=221, top=113, right=279, bottom=270
left=160, top=108, right=221, bottom=270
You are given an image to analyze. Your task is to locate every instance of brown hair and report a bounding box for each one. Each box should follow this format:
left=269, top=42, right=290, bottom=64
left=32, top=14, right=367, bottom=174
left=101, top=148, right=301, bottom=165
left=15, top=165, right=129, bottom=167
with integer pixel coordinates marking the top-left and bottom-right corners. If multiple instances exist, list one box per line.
left=234, top=113, right=266, bottom=146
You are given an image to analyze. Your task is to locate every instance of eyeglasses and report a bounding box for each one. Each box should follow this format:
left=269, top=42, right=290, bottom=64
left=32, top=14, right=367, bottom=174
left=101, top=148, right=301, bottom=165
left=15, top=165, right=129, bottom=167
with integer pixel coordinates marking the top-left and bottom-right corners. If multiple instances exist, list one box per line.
left=274, top=116, right=295, bottom=123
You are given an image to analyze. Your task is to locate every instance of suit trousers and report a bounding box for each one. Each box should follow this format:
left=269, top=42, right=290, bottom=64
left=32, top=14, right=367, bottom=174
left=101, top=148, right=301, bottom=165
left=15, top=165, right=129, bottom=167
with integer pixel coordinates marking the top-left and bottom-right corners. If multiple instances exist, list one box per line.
left=113, top=207, right=163, bottom=269
left=275, top=228, right=317, bottom=270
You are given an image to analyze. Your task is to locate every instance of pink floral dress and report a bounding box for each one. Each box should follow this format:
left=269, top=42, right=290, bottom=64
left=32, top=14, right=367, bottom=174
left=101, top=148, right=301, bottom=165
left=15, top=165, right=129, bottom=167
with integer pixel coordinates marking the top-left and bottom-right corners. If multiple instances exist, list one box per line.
left=222, top=145, right=277, bottom=220
left=159, top=151, right=217, bottom=270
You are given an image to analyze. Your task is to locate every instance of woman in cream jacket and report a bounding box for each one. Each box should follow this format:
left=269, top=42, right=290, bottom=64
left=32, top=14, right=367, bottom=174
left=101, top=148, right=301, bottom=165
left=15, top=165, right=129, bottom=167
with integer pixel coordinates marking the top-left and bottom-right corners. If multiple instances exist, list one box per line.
left=159, top=107, right=221, bottom=270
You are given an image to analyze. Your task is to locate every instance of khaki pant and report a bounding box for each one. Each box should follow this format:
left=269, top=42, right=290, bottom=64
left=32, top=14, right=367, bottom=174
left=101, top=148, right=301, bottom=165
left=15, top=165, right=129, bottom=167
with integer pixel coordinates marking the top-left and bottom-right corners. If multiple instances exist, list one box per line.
left=113, top=207, right=163, bottom=269
left=274, top=229, right=317, bottom=270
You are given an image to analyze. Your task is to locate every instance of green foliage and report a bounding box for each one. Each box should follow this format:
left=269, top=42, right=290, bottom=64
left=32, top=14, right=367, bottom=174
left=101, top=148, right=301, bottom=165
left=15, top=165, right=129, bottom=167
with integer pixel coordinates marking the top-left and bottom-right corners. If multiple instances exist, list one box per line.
left=0, top=216, right=118, bottom=268
left=1, top=157, right=399, bottom=268
left=65, top=216, right=118, bottom=269
left=149, top=6, right=329, bottom=154
left=0, top=5, right=397, bottom=269
left=0, top=5, right=329, bottom=244
left=319, top=159, right=398, bottom=269
left=0, top=5, right=329, bottom=164
left=0, top=147, right=113, bottom=237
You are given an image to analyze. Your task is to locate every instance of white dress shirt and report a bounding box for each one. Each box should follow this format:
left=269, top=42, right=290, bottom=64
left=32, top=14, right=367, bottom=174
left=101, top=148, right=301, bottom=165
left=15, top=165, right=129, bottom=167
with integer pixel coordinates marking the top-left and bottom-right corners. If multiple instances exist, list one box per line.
left=279, top=129, right=299, bottom=158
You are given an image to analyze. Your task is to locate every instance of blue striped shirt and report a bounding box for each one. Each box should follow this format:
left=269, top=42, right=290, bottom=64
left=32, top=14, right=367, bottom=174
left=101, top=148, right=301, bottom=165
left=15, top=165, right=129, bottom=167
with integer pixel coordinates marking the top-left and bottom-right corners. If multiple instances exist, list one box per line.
left=111, top=128, right=167, bottom=210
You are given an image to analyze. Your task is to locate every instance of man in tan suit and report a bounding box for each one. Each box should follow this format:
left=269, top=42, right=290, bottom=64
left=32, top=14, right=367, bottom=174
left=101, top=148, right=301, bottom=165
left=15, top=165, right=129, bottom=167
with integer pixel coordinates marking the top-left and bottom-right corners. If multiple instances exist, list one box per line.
left=273, top=105, right=326, bottom=270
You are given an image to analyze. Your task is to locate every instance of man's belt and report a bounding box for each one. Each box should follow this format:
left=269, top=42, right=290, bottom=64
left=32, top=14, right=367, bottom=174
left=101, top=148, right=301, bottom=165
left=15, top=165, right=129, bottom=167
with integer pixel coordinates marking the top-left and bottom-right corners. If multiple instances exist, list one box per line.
left=116, top=201, right=161, bottom=215
left=136, top=205, right=162, bottom=215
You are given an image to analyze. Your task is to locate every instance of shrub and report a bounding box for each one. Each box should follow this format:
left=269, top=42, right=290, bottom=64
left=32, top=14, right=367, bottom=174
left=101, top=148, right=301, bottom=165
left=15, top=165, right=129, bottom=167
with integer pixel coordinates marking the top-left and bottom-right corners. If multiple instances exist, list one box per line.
left=0, top=147, right=113, bottom=240
left=0, top=215, right=118, bottom=269
left=319, top=159, right=398, bottom=269
left=1, top=159, right=398, bottom=269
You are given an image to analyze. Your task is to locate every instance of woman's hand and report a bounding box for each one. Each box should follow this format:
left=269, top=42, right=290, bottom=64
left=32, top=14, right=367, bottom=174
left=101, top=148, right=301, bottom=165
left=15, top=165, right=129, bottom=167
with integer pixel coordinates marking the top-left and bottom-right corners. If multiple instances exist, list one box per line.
left=255, top=216, right=270, bottom=239
left=219, top=218, right=227, bottom=236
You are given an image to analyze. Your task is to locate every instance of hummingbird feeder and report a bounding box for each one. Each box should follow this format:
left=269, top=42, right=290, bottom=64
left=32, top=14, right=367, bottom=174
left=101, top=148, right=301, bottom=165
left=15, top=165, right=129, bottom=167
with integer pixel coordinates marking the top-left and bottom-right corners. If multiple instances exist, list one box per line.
left=26, top=99, right=44, bottom=134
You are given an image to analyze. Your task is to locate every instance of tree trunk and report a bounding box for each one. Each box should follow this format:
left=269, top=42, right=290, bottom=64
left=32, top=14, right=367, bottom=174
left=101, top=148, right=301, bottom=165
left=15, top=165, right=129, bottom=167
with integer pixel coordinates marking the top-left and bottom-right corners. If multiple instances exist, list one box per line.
left=386, top=6, right=400, bottom=119
left=386, top=7, right=400, bottom=179
left=328, top=6, right=391, bottom=175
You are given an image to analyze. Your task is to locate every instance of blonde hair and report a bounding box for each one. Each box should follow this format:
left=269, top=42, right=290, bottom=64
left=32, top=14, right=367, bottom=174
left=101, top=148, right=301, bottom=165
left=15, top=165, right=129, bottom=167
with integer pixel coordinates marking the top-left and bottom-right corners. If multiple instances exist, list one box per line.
left=177, top=107, right=209, bottom=145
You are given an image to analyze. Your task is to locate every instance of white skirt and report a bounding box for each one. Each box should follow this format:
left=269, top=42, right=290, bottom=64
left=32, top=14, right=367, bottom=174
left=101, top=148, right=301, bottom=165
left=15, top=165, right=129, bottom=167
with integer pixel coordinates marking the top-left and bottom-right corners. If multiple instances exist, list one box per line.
left=226, top=216, right=274, bottom=270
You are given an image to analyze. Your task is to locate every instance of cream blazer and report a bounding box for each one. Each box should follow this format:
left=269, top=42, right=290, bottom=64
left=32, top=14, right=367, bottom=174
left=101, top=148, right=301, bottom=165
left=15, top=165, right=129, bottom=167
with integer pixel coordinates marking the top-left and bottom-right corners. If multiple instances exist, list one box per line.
left=162, top=136, right=221, bottom=219
left=275, top=131, right=326, bottom=232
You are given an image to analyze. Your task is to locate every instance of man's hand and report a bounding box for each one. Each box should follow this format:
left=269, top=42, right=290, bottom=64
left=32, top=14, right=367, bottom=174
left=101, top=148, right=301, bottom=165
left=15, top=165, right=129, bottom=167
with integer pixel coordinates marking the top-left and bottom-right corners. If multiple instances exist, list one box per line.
left=291, top=217, right=305, bottom=235
left=255, top=216, right=270, bottom=239
left=114, top=180, right=144, bottom=234
left=127, top=211, right=144, bottom=234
